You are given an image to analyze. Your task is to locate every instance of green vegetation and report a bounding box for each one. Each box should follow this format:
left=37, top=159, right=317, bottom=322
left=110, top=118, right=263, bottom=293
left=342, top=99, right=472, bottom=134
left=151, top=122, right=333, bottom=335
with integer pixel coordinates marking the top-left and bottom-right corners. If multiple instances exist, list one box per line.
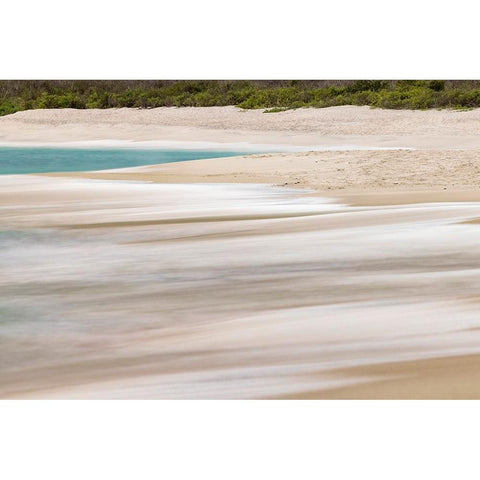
left=2, top=80, right=480, bottom=116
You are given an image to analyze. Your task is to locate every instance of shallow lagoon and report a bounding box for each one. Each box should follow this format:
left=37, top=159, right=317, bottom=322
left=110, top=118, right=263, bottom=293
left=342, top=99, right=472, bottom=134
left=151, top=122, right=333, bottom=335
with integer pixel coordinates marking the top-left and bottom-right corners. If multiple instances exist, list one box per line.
left=0, top=147, right=258, bottom=174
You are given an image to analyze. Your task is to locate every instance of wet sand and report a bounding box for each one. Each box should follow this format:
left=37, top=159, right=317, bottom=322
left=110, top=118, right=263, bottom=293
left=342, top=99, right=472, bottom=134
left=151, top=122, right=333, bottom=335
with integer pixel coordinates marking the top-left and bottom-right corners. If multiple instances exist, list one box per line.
left=280, top=354, right=480, bottom=399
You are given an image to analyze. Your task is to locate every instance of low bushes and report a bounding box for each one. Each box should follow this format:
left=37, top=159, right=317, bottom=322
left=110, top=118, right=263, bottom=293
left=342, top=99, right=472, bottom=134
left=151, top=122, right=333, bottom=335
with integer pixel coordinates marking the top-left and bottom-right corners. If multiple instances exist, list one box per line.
left=2, top=80, right=480, bottom=115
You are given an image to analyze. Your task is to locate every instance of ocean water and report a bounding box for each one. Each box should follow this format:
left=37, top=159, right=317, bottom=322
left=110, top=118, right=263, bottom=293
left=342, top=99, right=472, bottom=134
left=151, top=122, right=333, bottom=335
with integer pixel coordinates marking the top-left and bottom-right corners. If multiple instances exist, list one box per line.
left=0, top=147, right=257, bottom=174
left=4, top=175, right=480, bottom=397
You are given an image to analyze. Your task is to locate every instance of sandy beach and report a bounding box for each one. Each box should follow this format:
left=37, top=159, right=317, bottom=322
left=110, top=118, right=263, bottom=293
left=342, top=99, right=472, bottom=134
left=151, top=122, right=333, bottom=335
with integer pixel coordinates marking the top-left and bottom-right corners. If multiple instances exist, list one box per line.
left=2, top=105, right=480, bottom=150
left=3, top=105, right=479, bottom=196
left=3, top=106, right=480, bottom=398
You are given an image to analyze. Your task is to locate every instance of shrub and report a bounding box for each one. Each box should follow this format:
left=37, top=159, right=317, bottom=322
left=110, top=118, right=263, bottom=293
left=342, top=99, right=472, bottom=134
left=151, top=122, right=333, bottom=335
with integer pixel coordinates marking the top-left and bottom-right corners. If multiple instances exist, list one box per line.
left=429, top=80, right=445, bottom=92
left=347, top=80, right=388, bottom=93
left=2, top=80, right=480, bottom=115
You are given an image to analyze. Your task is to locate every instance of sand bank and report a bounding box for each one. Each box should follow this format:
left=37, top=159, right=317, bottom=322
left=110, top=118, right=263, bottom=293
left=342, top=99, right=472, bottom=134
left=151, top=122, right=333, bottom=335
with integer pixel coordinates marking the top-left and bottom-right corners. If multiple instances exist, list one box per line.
left=45, top=148, right=480, bottom=204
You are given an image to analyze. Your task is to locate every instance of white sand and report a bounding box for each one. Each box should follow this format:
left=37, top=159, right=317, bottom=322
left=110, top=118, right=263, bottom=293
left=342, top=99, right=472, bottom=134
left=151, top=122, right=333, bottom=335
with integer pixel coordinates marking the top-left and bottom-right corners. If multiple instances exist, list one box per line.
left=2, top=105, right=480, bottom=149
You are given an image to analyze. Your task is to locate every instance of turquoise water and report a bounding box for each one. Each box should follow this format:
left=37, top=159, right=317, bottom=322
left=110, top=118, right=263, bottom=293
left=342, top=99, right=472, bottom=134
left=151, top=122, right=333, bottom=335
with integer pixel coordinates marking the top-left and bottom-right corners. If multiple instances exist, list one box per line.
left=0, top=147, right=257, bottom=174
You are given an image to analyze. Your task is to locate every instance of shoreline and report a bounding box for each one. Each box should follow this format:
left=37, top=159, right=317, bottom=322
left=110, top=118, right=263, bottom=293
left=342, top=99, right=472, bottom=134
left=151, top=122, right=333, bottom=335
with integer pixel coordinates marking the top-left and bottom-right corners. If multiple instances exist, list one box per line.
left=42, top=148, right=480, bottom=205
left=5, top=105, right=480, bottom=199
left=0, top=140, right=412, bottom=152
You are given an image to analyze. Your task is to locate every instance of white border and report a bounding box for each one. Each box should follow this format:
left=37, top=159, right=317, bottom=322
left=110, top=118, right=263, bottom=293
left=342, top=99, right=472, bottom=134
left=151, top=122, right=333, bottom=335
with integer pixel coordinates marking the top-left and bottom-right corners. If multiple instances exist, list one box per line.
left=1, top=0, right=480, bottom=79
left=2, top=1, right=480, bottom=478
left=2, top=401, right=480, bottom=480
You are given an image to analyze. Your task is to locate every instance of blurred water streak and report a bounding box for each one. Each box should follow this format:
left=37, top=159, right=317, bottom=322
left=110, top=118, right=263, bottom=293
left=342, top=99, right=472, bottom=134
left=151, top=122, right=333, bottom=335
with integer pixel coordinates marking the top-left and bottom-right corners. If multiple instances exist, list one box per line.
left=2, top=176, right=480, bottom=398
